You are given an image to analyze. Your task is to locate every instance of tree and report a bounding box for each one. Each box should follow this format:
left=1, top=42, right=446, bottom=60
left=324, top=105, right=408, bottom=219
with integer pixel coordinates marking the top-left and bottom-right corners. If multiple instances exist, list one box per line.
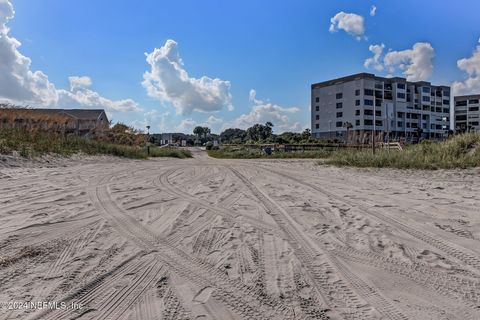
left=202, top=127, right=211, bottom=140
left=220, top=128, right=246, bottom=144
left=301, top=128, right=311, bottom=142
left=193, top=126, right=204, bottom=144
left=343, top=121, right=353, bottom=144
left=246, top=122, right=274, bottom=142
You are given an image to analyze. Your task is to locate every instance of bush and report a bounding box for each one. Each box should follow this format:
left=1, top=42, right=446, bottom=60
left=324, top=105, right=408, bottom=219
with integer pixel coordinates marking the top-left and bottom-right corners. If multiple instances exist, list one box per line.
left=207, top=147, right=332, bottom=159
left=0, top=128, right=192, bottom=159
left=324, top=133, right=480, bottom=169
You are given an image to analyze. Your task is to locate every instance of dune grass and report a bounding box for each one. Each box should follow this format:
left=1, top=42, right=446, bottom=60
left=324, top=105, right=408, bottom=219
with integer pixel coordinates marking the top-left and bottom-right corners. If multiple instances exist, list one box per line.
left=324, top=133, right=480, bottom=169
left=0, top=129, right=191, bottom=159
left=207, top=147, right=332, bottom=159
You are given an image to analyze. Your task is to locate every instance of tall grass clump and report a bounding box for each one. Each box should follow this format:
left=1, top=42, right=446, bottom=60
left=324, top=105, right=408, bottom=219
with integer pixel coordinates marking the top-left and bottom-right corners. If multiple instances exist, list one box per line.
left=325, top=133, right=480, bottom=169
left=0, top=128, right=191, bottom=159
left=208, top=146, right=332, bottom=159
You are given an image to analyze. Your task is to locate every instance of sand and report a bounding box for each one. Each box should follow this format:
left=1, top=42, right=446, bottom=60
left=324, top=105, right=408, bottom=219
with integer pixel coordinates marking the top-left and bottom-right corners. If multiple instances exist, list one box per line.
left=1, top=148, right=480, bottom=320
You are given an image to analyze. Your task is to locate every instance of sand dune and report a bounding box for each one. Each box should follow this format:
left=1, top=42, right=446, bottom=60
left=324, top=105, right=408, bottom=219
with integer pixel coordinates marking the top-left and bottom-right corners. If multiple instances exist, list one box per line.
left=1, top=149, right=480, bottom=320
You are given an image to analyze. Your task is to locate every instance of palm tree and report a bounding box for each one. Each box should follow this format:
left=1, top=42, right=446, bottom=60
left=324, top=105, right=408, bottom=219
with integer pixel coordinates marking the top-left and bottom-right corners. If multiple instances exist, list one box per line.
left=343, top=121, right=353, bottom=145
left=193, top=126, right=204, bottom=145
left=203, top=127, right=211, bottom=140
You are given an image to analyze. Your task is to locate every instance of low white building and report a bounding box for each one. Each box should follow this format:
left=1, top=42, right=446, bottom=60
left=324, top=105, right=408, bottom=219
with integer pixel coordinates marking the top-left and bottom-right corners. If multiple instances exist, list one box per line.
left=160, top=133, right=173, bottom=145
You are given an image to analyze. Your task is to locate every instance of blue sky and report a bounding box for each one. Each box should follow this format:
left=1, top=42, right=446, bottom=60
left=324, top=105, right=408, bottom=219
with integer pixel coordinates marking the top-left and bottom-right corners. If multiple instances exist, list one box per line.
left=1, top=0, right=480, bottom=133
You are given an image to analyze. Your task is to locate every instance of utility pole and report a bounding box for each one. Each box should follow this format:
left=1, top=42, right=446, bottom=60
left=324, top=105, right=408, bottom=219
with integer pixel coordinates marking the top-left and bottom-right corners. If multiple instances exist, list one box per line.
left=146, top=125, right=151, bottom=155
left=328, top=120, right=332, bottom=140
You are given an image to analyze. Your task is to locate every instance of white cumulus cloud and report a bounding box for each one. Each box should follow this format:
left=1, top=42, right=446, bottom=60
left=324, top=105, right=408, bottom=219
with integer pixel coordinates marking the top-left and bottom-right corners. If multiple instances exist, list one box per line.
left=364, top=43, right=385, bottom=71
left=0, top=0, right=139, bottom=113
left=329, top=12, right=365, bottom=40
left=370, top=5, right=377, bottom=17
left=224, top=90, right=301, bottom=132
left=68, top=76, right=92, bottom=91
left=364, top=42, right=435, bottom=81
left=142, top=39, right=233, bottom=115
left=57, top=77, right=139, bottom=112
left=452, top=44, right=480, bottom=96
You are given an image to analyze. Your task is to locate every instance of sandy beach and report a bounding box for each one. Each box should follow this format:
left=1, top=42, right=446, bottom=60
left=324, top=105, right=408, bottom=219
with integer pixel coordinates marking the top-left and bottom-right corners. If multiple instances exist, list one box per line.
left=1, top=149, right=480, bottom=320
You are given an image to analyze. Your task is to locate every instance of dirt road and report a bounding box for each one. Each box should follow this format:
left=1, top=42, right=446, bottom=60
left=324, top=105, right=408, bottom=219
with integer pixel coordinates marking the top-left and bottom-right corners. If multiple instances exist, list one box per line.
left=1, top=149, right=480, bottom=320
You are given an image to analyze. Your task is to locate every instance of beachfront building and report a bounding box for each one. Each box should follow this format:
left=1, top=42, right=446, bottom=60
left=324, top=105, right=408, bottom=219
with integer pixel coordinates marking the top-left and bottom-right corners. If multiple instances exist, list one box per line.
left=454, top=94, right=480, bottom=133
left=311, top=73, right=451, bottom=143
left=0, top=108, right=109, bottom=136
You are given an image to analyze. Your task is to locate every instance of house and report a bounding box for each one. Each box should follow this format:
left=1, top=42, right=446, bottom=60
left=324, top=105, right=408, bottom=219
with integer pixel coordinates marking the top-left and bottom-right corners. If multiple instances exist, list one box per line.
left=151, top=133, right=174, bottom=145
left=0, top=108, right=109, bottom=136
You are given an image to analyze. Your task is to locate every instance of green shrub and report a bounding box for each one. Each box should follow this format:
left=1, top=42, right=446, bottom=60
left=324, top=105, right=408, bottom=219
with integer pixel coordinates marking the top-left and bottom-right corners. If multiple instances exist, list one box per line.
left=208, top=147, right=333, bottom=159
left=324, top=133, right=480, bottom=169
left=0, top=128, right=191, bottom=159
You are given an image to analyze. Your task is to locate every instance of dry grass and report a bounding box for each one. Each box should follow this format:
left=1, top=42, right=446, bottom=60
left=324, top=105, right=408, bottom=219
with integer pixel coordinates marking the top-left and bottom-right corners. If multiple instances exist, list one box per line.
left=324, top=133, right=480, bottom=169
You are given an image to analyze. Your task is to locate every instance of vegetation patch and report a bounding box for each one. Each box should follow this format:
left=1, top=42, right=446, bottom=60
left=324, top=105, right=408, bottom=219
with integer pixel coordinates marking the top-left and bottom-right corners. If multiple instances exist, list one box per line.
left=208, top=146, right=333, bottom=159
left=324, top=133, right=480, bottom=169
left=0, top=129, right=191, bottom=159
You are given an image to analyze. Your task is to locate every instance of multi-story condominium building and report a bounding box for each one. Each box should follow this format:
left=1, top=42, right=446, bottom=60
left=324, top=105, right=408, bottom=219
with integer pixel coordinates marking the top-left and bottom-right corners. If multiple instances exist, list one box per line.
left=311, top=73, right=451, bottom=142
left=454, top=94, right=480, bottom=132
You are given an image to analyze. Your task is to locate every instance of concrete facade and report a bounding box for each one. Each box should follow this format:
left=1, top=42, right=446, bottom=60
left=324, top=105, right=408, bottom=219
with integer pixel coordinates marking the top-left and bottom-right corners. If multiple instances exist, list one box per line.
left=311, top=73, right=451, bottom=143
left=454, top=94, right=480, bottom=132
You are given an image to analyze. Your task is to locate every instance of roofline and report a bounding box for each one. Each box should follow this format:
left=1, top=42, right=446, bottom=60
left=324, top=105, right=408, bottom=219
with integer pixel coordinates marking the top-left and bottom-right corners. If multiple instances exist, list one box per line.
left=454, top=94, right=480, bottom=100
left=311, top=73, right=450, bottom=90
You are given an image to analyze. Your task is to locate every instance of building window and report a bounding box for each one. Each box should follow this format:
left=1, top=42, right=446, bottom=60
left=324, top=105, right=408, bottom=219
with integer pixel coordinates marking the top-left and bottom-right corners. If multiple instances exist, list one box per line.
left=336, top=112, right=343, bottom=118
left=422, top=87, right=431, bottom=93
left=315, top=115, right=319, bottom=120
left=456, top=100, right=467, bottom=106
left=436, top=107, right=442, bottom=113
left=336, top=102, right=343, bottom=108
left=469, top=106, right=480, bottom=112
left=364, top=89, right=374, bottom=96
left=364, top=119, right=373, bottom=126
left=443, top=91, right=450, bottom=97
left=397, top=92, right=406, bottom=99
left=355, top=99, right=360, bottom=106
left=315, top=97, right=319, bottom=102
left=443, top=99, right=449, bottom=105
left=375, top=110, right=382, bottom=117
left=375, top=120, right=383, bottom=127
left=364, top=99, right=374, bottom=106
left=355, top=109, right=360, bottom=116
left=336, top=93, right=343, bottom=99
left=397, top=121, right=403, bottom=127
left=443, top=108, right=449, bottom=113
left=364, top=109, right=374, bottom=116
left=397, top=83, right=405, bottom=89
left=411, top=123, right=418, bottom=128
left=315, top=106, right=319, bottom=111
left=355, top=120, right=360, bottom=126
left=355, top=89, right=360, bottom=96
left=336, top=121, right=343, bottom=127
left=422, top=96, right=430, bottom=102
left=469, top=99, right=479, bottom=104
left=315, top=123, right=319, bottom=129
